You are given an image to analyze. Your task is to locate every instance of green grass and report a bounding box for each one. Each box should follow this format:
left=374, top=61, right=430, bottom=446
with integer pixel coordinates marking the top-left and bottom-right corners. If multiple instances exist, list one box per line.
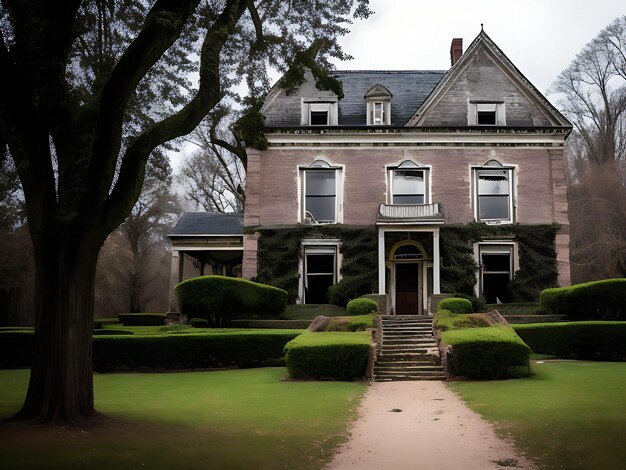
left=283, top=304, right=347, bottom=320
left=450, top=361, right=626, bottom=469
left=0, top=368, right=366, bottom=470
left=484, top=302, right=544, bottom=315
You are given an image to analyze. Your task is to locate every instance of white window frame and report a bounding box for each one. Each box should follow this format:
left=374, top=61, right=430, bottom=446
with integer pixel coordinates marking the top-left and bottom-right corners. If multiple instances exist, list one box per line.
left=366, top=100, right=391, bottom=125
left=298, top=239, right=342, bottom=304
left=301, top=99, right=338, bottom=126
left=472, top=161, right=515, bottom=224
left=386, top=160, right=431, bottom=205
left=473, top=242, right=519, bottom=299
left=298, top=159, right=344, bottom=224
left=468, top=100, right=506, bottom=126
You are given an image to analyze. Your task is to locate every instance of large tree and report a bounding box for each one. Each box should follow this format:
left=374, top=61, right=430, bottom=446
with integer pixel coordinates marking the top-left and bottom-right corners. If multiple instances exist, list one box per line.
left=0, top=0, right=371, bottom=425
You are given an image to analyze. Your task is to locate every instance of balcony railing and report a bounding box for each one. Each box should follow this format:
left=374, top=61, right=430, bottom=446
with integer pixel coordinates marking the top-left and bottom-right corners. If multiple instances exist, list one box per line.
left=377, top=203, right=445, bottom=224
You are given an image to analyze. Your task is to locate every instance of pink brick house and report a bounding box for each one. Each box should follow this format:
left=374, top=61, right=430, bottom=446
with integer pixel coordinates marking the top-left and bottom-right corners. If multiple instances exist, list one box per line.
left=172, top=31, right=571, bottom=315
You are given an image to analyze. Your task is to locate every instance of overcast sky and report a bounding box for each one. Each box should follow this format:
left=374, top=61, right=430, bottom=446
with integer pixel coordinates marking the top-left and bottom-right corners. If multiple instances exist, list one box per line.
left=334, top=0, right=624, bottom=94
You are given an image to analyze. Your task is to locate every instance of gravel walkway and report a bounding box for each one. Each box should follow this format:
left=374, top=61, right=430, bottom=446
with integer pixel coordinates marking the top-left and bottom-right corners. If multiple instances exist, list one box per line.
left=326, top=381, right=535, bottom=470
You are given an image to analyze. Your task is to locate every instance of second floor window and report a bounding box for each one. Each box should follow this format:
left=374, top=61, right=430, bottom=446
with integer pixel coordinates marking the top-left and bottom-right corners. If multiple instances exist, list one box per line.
left=303, top=163, right=340, bottom=223
left=474, top=161, right=514, bottom=223
left=390, top=161, right=429, bottom=204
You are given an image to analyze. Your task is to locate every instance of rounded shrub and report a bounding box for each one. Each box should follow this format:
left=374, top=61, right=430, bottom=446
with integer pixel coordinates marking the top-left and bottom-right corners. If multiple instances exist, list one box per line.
left=190, top=317, right=209, bottom=328
left=346, top=297, right=378, bottom=316
left=175, top=275, right=288, bottom=326
left=540, top=278, right=626, bottom=320
left=438, top=297, right=473, bottom=314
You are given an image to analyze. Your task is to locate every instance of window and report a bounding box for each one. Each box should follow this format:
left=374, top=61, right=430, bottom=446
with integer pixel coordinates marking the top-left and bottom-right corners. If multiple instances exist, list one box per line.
left=468, top=101, right=505, bottom=125
left=365, top=84, right=392, bottom=125
left=301, top=160, right=341, bottom=224
left=389, top=160, right=429, bottom=204
left=478, top=244, right=514, bottom=303
left=301, top=100, right=338, bottom=126
left=473, top=160, right=513, bottom=223
left=302, top=243, right=339, bottom=304
left=477, top=103, right=496, bottom=125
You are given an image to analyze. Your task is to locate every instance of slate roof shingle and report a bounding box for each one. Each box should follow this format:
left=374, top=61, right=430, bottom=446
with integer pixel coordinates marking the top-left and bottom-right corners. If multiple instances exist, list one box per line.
left=168, top=212, right=243, bottom=236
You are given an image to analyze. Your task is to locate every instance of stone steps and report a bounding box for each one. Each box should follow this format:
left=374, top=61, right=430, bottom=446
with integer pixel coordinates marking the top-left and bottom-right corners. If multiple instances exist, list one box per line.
left=374, top=315, right=445, bottom=382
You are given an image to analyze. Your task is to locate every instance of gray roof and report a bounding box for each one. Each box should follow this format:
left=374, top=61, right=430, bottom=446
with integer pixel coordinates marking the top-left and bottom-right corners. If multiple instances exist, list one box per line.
left=168, top=212, right=243, bottom=236
left=334, top=71, right=446, bottom=126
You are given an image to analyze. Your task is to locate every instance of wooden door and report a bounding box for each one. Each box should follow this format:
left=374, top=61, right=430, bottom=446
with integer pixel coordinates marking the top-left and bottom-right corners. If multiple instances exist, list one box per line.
left=395, top=263, right=419, bottom=315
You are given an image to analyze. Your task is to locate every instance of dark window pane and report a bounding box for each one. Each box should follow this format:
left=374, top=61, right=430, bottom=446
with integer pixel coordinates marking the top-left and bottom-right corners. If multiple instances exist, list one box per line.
left=306, top=254, right=335, bottom=274
left=482, top=273, right=511, bottom=303
left=478, top=195, right=509, bottom=220
left=310, top=111, right=328, bottom=125
left=393, top=195, right=424, bottom=204
left=393, top=170, right=424, bottom=194
left=482, top=253, right=511, bottom=272
left=306, top=171, right=335, bottom=196
left=477, top=111, right=496, bottom=125
left=305, top=196, right=336, bottom=222
left=306, top=275, right=334, bottom=304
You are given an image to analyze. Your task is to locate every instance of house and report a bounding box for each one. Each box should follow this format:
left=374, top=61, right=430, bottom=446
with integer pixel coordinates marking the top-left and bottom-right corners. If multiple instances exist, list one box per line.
left=169, top=30, right=571, bottom=315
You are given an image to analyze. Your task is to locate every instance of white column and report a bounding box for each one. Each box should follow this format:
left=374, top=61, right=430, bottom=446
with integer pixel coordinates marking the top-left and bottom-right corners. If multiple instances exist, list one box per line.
left=433, top=229, right=441, bottom=294
left=378, top=228, right=386, bottom=294
left=168, top=250, right=183, bottom=313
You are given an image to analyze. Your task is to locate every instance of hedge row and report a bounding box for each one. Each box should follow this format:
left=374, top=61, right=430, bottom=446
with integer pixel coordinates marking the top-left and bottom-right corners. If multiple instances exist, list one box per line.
left=118, top=313, right=167, bottom=326
left=284, top=332, right=371, bottom=380
left=0, top=330, right=303, bottom=370
left=441, top=326, right=531, bottom=379
left=175, top=275, right=288, bottom=326
left=437, top=297, right=473, bottom=314
left=346, top=298, right=378, bottom=316
left=513, top=322, right=626, bottom=361
left=540, top=278, right=626, bottom=320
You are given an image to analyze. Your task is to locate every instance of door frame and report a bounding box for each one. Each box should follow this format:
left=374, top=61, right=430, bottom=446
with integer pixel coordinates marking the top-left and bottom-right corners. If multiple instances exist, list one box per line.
left=388, top=240, right=428, bottom=315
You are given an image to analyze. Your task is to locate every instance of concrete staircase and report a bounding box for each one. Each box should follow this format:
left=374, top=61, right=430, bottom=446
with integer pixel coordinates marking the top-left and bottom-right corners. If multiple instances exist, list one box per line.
left=373, top=315, right=446, bottom=381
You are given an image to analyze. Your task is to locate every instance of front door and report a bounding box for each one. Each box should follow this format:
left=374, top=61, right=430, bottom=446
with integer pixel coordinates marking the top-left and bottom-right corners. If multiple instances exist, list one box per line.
left=395, top=263, right=419, bottom=315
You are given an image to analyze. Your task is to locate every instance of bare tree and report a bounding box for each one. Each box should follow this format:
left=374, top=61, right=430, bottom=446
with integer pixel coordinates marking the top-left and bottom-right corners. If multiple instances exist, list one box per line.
left=179, top=108, right=245, bottom=213
left=551, top=16, right=626, bottom=168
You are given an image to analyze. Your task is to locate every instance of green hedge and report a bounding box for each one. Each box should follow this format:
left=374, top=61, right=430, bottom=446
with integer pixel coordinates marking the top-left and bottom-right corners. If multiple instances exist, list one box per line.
left=118, top=313, right=167, bottom=326
left=0, top=329, right=303, bottom=370
left=346, top=298, right=378, bottom=316
left=284, top=332, right=371, bottom=380
left=438, top=297, right=473, bottom=314
left=513, top=322, right=626, bottom=361
left=175, top=275, right=288, bottom=326
left=540, top=278, right=626, bottom=320
left=441, top=326, right=531, bottom=379
left=434, top=310, right=492, bottom=332
left=325, top=315, right=375, bottom=332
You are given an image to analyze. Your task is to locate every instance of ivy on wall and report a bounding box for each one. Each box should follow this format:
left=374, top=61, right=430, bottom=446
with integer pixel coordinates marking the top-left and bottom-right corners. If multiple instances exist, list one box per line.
left=440, top=223, right=560, bottom=302
left=255, top=225, right=378, bottom=305
left=255, top=223, right=560, bottom=305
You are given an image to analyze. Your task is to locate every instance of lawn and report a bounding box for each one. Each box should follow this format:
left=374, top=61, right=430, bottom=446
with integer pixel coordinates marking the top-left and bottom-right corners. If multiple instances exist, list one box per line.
left=449, top=361, right=626, bottom=469
left=0, top=368, right=366, bottom=470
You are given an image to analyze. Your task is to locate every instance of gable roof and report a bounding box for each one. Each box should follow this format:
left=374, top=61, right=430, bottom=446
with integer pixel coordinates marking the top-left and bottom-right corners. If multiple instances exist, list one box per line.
left=168, top=212, right=243, bottom=237
left=405, top=30, right=571, bottom=127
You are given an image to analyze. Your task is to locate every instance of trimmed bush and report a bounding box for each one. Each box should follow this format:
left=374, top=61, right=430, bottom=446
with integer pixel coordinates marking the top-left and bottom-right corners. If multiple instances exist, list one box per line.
left=118, top=313, right=167, bottom=326
left=0, top=329, right=303, bottom=370
left=514, top=322, right=626, bottom=361
left=346, top=298, right=378, bottom=316
left=438, top=297, right=473, bottom=314
left=190, top=318, right=209, bottom=328
left=284, top=332, right=371, bottom=380
left=175, top=276, right=288, bottom=326
left=540, top=278, right=626, bottom=320
left=434, top=310, right=492, bottom=331
left=441, top=326, right=531, bottom=379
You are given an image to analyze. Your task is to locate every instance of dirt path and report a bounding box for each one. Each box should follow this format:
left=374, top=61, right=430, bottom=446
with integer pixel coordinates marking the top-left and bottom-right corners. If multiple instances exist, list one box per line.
left=326, top=381, right=535, bottom=470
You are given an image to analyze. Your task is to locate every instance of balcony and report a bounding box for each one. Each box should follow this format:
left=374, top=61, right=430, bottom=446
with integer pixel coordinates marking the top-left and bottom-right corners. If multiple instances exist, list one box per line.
left=377, top=203, right=445, bottom=225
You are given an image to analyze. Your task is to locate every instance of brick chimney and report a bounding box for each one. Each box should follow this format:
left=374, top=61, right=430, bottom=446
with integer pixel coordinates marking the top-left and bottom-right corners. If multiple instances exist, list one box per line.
left=450, top=38, right=463, bottom=66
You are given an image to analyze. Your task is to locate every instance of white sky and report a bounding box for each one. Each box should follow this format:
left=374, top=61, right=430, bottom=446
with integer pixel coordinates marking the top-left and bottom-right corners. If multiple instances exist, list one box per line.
left=334, top=0, right=625, bottom=94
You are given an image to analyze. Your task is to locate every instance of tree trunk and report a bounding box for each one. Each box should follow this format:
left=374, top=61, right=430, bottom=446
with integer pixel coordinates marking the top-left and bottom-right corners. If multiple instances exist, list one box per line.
left=12, top=234, right=102, bottom=426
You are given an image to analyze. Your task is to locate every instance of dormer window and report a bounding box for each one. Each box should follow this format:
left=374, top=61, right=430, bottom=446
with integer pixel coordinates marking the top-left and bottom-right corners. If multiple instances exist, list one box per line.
left=301, top=100, right=338, bottom=126
left=365, top=84, right=392, bottom=125
left=469, top=100, right=506, bottom=126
